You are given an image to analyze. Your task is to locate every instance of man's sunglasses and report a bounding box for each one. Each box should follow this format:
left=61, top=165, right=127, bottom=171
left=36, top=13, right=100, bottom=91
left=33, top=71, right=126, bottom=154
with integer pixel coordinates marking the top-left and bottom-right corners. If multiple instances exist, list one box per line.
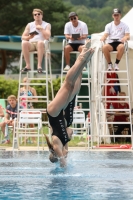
left=70, top=17, right=77, bottom=21
left=34, top=13, right=41, bottom=16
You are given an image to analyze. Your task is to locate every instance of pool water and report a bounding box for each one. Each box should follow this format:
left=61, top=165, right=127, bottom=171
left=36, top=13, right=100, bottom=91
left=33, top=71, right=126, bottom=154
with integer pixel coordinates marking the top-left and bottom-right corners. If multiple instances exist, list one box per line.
left=0, top=150, right=133, bottom=200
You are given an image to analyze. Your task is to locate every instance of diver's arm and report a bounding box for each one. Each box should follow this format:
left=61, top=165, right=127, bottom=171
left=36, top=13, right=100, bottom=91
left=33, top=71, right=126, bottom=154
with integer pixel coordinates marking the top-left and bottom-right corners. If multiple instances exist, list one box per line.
left=54, top=145, right=66, bottom=167
left=63, top=145, right=68, bottom=158
left=53, top=137, right=67, bottom=167
left=64, top=143, right=68, bottom=150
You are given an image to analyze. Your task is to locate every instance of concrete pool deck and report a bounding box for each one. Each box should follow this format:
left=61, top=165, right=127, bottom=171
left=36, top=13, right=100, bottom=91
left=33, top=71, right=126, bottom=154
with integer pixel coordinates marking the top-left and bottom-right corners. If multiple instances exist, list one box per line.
left=0, top=145, right=133, bottom=151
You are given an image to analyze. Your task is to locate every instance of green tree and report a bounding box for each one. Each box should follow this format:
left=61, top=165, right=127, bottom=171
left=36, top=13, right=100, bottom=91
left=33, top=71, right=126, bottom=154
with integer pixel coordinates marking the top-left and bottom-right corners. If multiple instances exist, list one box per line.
left=0, top=0, right=132, bottom=74
left=0, top=0, right=71, bottom=36
left=69, top=0, right=132, bottom=33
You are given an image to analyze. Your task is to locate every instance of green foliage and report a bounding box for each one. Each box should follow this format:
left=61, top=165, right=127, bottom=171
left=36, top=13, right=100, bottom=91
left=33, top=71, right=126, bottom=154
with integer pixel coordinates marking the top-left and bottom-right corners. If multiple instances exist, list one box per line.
left=63, top=0, right=132, bottom=33
left=0, top=0, right=132, bottom=36
left=0, top=0, right=133, bottom=75
left=52, top=77, right=61, bottom=95
left=0, top=0, right=71, bottom=36
left=0, top=76, right=61, bottom=122
left=66, top=0, right=132, bottom=9
left=0, top=76, right=18, bottom=99
left=0, top=76, right=61, bottom=105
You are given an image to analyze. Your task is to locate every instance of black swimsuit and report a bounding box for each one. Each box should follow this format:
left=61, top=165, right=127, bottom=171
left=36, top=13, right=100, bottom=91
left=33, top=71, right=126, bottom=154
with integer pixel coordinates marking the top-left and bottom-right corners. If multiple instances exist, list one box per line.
left=47, top=96, right=76, bottom=146
left=47, top=110, right=69, bottom=146
left=64, top=95, right=76, bottom=127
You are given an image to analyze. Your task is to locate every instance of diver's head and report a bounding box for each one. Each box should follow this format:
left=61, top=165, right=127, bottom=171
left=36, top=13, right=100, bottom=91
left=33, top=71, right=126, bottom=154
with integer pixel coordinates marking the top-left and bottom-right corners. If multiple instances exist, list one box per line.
left=49, top=153, right=58, bottom=163
left=45, top=134, right=58, bottom=163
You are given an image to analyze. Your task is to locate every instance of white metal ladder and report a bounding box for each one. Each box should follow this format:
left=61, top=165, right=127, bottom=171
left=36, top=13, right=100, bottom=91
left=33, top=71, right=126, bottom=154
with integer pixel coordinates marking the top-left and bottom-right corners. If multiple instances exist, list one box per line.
left=96, top=41, right=133, bottom=148
left=13, top=40, right=54, bottom=150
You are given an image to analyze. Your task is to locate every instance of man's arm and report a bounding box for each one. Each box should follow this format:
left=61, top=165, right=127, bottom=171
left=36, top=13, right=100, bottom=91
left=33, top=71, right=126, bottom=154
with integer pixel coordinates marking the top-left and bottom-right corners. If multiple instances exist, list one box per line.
left=65, top=34, right=74, bottom=40
left=100, top=33, right=109, bottom=42
left=43, top=24, right=51, bottom=40
left=79, top=23, right=88, bottom=40
left=121, top=33, right=130, bottom=43
left=21, top=24, right=34, bottom=41
left=36, top=24, right=51, bottom=40
left=4, top=113, right=10, bottom=123
left=78, top=34, right=88, bottom=40
left=114, top=112, right=129, bottom=116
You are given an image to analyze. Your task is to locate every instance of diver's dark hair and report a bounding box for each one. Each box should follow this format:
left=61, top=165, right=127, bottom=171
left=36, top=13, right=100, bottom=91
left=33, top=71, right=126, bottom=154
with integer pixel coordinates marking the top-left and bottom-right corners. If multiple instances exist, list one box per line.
left=45, top=134, right=58, bottom=163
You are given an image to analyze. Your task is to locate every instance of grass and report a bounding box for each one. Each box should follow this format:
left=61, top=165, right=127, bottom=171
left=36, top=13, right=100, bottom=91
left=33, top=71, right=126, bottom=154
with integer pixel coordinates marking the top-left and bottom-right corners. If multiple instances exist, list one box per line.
left=1, top=126, right=129, bottom=149
left=69, top=136, right=88, bottom=147
left=0, top=126, right=89, bottom=148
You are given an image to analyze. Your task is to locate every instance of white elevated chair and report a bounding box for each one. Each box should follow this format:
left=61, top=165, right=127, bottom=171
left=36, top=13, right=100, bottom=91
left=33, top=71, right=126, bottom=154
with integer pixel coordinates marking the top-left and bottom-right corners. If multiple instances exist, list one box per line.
left=13, top=110, right=43, bottom=151
left=71, top=110, right=89, bottom=149
left=97, top=40, right=132, bottom=146
left=61, top=39, right=90, bottom=85
left=18, top=39, right=53, bottom=138
left=19, top=40, right=54, bottom=101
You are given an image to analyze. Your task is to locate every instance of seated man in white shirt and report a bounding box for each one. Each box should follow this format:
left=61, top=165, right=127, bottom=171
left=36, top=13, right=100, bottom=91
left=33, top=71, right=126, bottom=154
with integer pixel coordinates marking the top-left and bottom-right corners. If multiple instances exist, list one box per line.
left=100, top=8, right=130, bottom=71
left=21, top=8, right=51, bottom=73
left=64, top=12, right=88, bottom=71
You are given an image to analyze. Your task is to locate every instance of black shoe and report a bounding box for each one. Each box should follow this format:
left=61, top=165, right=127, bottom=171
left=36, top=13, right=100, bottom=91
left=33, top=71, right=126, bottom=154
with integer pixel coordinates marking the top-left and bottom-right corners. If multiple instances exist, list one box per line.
left=21, top=67, right=31, bottom=72
left=37, top=68, right=43, bottom=73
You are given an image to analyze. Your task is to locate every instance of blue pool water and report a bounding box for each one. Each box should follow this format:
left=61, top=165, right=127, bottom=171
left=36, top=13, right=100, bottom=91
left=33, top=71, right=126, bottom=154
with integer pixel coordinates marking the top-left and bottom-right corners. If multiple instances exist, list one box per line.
left=0, top=150, right=133, bottom=200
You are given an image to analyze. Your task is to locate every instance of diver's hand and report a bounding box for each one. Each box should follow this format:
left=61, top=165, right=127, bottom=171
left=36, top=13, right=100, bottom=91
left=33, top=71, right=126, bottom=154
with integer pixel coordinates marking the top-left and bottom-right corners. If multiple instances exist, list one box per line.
left=59, top=157, right=67, bottom=167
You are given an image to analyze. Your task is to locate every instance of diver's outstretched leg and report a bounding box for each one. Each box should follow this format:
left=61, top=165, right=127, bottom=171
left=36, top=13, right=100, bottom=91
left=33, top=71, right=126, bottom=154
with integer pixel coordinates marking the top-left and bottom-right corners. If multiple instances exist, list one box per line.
left=47, top=39, right=95, bottom=116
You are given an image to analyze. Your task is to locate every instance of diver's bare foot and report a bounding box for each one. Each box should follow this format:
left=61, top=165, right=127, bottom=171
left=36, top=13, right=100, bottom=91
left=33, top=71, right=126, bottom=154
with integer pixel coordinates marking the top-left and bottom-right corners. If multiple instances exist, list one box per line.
left=84, top=39, right=91, bottom=49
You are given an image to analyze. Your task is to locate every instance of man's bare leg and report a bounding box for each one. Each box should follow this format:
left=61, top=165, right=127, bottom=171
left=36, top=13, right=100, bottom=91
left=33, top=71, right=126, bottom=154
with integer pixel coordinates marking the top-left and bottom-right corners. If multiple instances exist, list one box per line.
left=64, top=45, right=73, bottom=66
left=22, top=41, right=31, bottom=69
left=102, top=44, right=113, bottom=63
left=116, top=44, right=124, bottom=60
left=78, top=45, right=83, bottom=53
left=36, top=41, right=44, bottom=69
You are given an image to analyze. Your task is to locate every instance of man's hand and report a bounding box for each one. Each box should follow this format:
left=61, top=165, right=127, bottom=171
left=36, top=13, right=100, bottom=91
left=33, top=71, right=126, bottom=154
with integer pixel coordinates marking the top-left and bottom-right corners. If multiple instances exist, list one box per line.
left=100, top=33, right=108, bottom=42
left=121, top=33, right=130, bottom=43
left=120, top=37, right=127, bottom=43
left=36, top=25, right=43, bottom=31
left=29, top=34, right=36, bottom=39
left=77, top=36, right=84, bottom=40
left=69, top=35, right=74, bottom=40
left=100, top=37, right=105, bottom=42
left=126, top=117, right=129, bottom=121
left=4, top=119, right=12, bottom=125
